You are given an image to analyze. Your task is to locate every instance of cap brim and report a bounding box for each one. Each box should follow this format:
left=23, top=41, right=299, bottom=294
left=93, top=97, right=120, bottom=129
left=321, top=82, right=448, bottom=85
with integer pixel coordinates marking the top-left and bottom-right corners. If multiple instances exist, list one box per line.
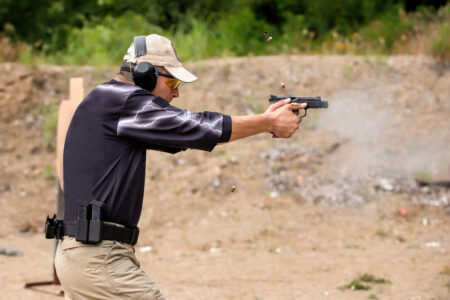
left=165, top=66, right=197, bottom=83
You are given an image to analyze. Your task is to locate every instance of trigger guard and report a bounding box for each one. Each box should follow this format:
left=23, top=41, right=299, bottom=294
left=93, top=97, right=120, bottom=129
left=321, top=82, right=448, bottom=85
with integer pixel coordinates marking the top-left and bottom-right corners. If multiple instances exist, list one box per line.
left=299, top=109, right=307, bottom=118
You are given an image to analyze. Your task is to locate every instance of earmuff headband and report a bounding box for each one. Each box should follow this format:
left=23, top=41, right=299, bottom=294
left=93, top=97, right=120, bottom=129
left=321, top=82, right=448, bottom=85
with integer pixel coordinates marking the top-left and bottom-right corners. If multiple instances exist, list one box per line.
left=134, top=36, right=147, bottom=57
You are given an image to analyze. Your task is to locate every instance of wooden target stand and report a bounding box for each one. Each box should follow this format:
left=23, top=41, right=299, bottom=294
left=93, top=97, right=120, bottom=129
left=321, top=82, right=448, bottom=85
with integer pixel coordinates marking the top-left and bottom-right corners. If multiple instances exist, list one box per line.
left=24, top=78, right=84, bottom=296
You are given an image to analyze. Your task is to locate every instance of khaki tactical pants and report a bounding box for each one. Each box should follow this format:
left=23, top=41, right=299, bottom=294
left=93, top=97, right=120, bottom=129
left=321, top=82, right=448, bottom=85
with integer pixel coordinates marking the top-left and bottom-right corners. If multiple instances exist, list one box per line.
left=55, top=236, right=165, bottom=300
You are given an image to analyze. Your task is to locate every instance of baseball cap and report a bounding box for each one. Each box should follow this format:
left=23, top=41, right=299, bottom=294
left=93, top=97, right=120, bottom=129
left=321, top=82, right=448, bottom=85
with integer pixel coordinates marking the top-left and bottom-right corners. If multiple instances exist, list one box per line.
left=123, top=34, right=197, bottom=83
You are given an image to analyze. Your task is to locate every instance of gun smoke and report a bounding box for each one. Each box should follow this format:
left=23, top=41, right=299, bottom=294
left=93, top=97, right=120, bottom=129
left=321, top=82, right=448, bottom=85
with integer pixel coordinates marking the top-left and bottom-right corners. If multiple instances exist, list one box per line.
left=318, top=88, right=449, bottom=179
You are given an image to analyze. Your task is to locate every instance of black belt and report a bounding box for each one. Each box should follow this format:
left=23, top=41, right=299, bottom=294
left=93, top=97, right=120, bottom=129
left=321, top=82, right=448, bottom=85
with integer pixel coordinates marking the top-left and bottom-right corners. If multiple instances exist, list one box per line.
left=62, top=221, right=139, bottom=245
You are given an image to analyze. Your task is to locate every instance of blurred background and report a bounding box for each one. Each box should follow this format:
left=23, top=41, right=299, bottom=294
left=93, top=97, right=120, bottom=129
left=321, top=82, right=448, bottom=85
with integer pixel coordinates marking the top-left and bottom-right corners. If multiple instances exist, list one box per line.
left=0, top=0, right=449, bottom=65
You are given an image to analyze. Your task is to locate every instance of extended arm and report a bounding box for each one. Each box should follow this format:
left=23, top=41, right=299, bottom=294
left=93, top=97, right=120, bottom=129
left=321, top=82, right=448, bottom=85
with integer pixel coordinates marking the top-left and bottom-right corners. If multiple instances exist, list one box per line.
left=227, top=100, right=306, bottom=142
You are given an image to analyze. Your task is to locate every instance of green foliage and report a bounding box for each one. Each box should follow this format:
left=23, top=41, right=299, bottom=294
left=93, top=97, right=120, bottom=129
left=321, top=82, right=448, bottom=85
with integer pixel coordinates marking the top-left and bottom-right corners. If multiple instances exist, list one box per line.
left=172, top=15, right=212, bottom=61
left=359, top=6, right=415, bottom=53
left=348, top=280, right=371, bottom=290
left=441, top=265, right=450, bottom=275
left=212, top=8, right=276, bottom=57
left=304, top=0, right=394, bottom=37
left=339, top=273, right=391, bottom=291
left=432, top=22, right=450, bottom=61
left=375, top=227, right=388, bottom=237
left=43, top=164, right=56, bottom=180
left=359, top=273, right=390, bottom=284
left=414, top=169, right=433, bottom=183
left=1, top=1, right=449, bottom=65
left=42, top=102, right=58, bottom=150
left=18, top=45, right=37, bottom=67
left=58, top=12, right=164, bottom=66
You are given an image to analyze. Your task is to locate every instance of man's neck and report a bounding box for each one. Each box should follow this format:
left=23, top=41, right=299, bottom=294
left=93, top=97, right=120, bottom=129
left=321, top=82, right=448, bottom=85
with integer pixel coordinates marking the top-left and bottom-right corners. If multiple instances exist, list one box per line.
left=113, top=72, right=134, bottom=85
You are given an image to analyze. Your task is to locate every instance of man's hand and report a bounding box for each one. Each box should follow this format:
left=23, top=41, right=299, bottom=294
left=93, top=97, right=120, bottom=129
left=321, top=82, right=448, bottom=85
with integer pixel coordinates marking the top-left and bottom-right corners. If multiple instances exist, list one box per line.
left=226, top=99, right=306, bottom=143
left=265, top=98, right=306, bottom=138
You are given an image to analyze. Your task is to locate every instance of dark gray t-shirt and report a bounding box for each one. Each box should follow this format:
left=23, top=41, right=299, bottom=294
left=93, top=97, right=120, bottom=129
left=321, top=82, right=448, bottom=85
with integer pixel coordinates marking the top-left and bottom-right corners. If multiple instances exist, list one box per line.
left=63, top=80, right=231, bottom=227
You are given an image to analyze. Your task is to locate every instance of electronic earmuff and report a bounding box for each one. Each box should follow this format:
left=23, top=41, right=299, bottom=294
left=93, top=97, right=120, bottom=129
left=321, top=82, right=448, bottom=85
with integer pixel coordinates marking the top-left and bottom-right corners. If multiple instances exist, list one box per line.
left=131, top=35, right=158, bottom=91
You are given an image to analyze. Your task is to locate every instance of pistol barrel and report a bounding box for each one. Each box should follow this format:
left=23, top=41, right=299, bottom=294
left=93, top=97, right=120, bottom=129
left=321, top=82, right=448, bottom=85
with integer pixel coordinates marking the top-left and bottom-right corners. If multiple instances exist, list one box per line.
left=269, top=95, right=328, bottom=109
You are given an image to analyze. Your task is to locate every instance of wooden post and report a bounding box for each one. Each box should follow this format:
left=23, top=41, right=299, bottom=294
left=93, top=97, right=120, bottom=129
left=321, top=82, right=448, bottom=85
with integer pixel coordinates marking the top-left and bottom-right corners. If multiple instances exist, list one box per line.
left=56, top=77, right=84, bottom=190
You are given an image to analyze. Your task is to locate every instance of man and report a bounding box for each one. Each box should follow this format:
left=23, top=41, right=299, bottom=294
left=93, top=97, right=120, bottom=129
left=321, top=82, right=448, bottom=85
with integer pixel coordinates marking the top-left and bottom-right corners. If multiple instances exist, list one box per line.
left=54, top=34, right=304, bottom=300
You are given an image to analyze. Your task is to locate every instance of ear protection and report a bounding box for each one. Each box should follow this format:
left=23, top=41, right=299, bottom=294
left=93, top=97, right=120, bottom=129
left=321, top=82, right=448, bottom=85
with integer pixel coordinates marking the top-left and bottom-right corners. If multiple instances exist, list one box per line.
left=131, top=36, right=158, bottom=91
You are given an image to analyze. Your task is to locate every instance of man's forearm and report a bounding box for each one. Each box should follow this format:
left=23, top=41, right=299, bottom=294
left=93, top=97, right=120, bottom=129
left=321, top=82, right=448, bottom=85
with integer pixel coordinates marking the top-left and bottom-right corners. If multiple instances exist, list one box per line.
left=227, top=115, right=271, bottom=142
left=220, top=100, right=303, bottom=144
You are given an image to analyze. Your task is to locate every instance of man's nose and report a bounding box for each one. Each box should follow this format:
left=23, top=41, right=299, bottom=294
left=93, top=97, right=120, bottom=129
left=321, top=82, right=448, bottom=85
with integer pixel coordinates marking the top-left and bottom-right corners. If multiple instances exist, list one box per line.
left=172, top=87, right=179, bottom=98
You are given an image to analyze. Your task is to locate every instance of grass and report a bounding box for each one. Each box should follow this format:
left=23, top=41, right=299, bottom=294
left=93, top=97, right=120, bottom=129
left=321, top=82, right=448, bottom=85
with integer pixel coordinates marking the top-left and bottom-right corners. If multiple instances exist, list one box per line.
left=441, top=265, right=450, bottom=276
left=43, top=164, right=56, bottom=180
left=414, top=169, right=434, bottom=183
left=42, top=102, right=58, bottom=150
left=339, top=273, right=391, bottom=291
left=395, top=235, right=406, bottom=243
left=342, top=64, right=353, bottom=80
left=359, top=274, right=390, bottom=284
left=268, top=246, right=281, bottom=254
left=173, top=186, right=180, bottom=196
left=375, top=227, right=388, bottom=238
left=407, top=244, right=421, bottom=249
left=345, top=244, right=365, bottom=250
left=432, top=22, right=450, bottom=62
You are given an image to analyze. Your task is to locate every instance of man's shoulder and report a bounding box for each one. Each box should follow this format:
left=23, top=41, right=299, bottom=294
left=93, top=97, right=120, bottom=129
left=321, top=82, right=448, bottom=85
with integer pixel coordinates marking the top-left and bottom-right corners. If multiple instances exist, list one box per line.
left=83, top=80, right=155, bottom=106
left=95, top=80, right=143, bottom=95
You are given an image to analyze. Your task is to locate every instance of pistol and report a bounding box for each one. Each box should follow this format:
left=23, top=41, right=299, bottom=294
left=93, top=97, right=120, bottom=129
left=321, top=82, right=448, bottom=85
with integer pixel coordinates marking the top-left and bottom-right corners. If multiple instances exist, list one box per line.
left=269, top=95, right=328, bottom=118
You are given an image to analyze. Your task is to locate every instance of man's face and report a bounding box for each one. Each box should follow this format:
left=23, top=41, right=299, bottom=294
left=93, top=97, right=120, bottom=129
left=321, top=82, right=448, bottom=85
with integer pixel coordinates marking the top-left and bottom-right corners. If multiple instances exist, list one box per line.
left=151, top=68, right=180, bottom=102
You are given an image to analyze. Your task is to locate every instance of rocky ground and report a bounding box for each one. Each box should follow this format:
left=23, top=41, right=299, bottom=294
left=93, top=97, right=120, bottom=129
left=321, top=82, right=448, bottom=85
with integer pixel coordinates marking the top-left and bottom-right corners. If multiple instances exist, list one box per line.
left=0, top=55, right=449, bottom=299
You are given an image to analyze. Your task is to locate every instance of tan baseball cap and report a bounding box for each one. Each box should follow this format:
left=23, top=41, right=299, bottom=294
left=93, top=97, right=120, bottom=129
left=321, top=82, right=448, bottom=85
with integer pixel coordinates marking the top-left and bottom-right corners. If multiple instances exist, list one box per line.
left=123, top=34, right=197, bottom=83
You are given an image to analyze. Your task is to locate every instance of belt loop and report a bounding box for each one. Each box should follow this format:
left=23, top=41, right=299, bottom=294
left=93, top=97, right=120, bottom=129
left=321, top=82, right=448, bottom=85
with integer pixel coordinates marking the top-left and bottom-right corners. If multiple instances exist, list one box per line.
left=55, top=220, right=64, bottom=239
left=76, top=203, right=90, bottom=243
left=88, top=200, right=103, bottom=244
left=130, top=227, right=140, bottom=245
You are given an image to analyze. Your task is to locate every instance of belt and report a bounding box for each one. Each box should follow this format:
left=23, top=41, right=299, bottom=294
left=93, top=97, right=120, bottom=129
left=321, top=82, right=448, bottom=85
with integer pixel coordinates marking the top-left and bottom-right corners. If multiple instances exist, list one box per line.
left=62, top=221, right=139, bottom=245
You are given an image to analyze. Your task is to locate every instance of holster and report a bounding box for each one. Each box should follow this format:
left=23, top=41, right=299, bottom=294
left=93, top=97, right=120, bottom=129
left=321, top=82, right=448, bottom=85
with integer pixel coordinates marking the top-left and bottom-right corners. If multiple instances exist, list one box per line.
left=75, top=201, right=104, bottom=244
left=87, top=200, right=103, bottom=244
left=45, top=214, right=63, bottom=239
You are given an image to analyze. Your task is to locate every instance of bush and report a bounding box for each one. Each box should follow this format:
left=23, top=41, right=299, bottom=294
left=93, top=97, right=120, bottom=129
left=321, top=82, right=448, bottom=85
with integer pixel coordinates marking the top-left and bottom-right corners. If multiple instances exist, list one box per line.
left=172, top=15, right=212, bottom=61
left=211, top=8, right=275, bottom=57
left=55, top=11, right=164, bottom=66
left=359, top=6, right=415, bottom=53
left=432, top=22, right=450, bottom=62
left=42, top=102, right=58, bottom=150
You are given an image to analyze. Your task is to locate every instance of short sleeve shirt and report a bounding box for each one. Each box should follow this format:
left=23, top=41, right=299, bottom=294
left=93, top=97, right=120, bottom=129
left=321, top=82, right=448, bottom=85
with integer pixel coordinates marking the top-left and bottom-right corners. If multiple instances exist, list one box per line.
left=63, top=80, right=231, bottom=227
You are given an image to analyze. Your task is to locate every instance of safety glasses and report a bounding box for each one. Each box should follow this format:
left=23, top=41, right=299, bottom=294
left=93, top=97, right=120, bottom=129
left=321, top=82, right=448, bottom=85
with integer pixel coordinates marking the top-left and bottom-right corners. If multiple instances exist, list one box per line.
left=157, top=72, right=181, bottom=89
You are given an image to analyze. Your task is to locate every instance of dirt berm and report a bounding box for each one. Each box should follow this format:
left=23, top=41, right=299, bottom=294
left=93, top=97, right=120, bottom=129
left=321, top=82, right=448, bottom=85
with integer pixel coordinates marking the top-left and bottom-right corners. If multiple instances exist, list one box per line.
left=0, top=55, right=449, bottom=299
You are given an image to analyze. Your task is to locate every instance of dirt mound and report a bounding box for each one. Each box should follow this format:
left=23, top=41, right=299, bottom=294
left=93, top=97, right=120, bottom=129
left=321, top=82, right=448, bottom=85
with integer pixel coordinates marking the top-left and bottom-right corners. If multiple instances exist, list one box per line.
left=0, top=56, right=449, bottom=299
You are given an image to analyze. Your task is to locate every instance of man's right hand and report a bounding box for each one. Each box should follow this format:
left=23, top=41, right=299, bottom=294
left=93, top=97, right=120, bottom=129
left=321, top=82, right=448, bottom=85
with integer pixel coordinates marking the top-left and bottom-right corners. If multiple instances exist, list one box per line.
left=265, top=99, right=306, bottom=138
